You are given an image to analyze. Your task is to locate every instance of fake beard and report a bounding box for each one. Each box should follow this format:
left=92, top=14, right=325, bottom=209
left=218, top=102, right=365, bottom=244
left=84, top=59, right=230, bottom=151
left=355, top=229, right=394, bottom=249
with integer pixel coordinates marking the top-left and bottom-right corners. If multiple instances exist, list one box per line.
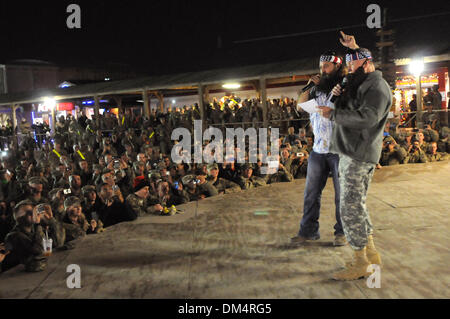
left=345, top=66, right=369, bottom=99
left=316, top=70, right=341, bottom=95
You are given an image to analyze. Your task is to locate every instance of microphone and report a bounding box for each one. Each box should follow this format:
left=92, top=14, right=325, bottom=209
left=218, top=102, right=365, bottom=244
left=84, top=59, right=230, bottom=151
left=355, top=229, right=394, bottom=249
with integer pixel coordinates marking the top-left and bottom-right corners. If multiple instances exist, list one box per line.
left=330, top=77, right=348, bottom=103
left=301, top=82, right=315, bottom=93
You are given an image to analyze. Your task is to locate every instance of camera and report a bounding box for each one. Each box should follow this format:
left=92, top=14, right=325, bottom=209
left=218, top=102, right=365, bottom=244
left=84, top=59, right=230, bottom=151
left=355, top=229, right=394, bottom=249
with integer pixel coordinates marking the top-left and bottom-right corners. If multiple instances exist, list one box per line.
left=113, top=160, right=121, bottom=169
left=37, top=205, right=46, bottom=214
left=63, top=189, right=71, bottom=195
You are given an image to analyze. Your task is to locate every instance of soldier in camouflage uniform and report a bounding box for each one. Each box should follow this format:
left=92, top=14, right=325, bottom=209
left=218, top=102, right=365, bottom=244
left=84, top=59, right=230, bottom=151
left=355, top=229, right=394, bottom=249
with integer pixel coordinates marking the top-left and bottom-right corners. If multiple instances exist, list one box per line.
left=320, top=39, right=390, bottom=280
left=125, top=180, right=158, bottom=217
left=194, top=169, right=218, bottom=198
left=264, top=155, right=294, bottom=184
left=35, top=203, right=66, bottom=248
left=406, top=140, right=428, bottom=164
left=80, top=185, right=104, bottom=232
left=156, top=115, right=172, bottom=155
left=379, top=135, right=408, bottom=166
left=426, top=141, right=449, bottom=162
left=48, top=141, right=68, bottom=167
left=26, top=177, right=49, bottom=206
left=180, top=174, right=215, bottom=202
left=206, top=163, right=241, bottom=195
left=237, top=163, right=267, bottom=190
left=3, top=200, right=48, bottom=272
left=62, top=197, right=98, bottom=243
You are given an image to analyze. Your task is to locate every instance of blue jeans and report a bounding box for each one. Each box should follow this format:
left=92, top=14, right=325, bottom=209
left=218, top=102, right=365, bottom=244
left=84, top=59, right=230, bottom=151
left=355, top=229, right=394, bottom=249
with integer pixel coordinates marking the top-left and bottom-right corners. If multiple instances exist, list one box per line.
left=298, top=151, right=343, bottom=238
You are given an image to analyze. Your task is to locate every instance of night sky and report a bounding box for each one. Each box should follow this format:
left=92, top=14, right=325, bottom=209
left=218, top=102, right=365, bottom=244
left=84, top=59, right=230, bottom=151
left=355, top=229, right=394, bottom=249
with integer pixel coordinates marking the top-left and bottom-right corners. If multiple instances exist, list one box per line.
left=1, top=0, right=448, bottom=75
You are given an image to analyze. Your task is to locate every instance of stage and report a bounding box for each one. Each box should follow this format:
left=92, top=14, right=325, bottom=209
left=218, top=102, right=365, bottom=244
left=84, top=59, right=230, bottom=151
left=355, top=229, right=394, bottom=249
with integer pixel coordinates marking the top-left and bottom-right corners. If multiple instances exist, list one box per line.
left=1, top=161, right=449, bottom=299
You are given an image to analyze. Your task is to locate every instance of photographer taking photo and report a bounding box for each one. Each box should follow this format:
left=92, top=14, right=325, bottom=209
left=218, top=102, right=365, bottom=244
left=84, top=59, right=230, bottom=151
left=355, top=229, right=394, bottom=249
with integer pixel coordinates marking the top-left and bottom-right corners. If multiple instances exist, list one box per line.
left=380, top=136, right=408, bottom=166
left=2, top=200, right=48, bottom=272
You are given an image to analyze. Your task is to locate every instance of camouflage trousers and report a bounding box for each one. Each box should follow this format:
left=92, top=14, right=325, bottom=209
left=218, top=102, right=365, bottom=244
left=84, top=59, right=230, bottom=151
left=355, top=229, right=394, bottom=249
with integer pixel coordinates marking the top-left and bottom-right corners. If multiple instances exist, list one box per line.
left=338, top=154, right=376, bottom=250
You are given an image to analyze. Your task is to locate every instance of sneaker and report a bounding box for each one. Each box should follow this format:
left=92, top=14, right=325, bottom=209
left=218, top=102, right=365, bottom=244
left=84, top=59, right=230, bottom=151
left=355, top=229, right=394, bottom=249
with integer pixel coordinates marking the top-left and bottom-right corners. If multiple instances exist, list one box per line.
left=333, top=234, right=347, bottom=246
left=290, top=234, right=320, bottom=245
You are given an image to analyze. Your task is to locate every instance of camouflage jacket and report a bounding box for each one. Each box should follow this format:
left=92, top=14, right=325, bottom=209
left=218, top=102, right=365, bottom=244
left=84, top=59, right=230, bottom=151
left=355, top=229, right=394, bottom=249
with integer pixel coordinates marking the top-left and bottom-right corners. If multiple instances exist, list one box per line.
left=209, top=177, right=242, bottom=194
left=407, top=149, right=428, bottom=164
left=265, top=165, right=294, bottom=184
left=3, top=224, right=47, bottom=272
left=380, top=145, right=408, bottom=166
left=62, top=214, right=89, bottom=243
left=427, top=152, right=449, bottom=162
left=196, top=181, right=219, bottom=197
left=125, top=193, right=152, bottom=217
left=291, top=158, right=308, bottom=179
left=238, top=175, right=267, bottom=190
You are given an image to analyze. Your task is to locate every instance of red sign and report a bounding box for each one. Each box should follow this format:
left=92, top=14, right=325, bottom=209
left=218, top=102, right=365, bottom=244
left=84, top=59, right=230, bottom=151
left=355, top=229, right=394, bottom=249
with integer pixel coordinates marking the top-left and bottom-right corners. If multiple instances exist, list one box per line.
left=57, top=102, right=74, bottom=111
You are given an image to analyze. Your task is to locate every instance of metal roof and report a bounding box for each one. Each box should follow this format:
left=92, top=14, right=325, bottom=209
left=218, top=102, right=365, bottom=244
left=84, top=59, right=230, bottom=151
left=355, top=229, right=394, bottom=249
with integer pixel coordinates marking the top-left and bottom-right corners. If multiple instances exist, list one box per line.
left=0, top=57, right=317, bottom=106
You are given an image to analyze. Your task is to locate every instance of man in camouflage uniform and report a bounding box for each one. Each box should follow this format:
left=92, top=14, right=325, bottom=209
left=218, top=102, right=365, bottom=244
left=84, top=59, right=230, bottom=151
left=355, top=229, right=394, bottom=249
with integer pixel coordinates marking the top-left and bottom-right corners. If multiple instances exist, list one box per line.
left=379, top=135, right=408, bottom=166
left=406, top=140, right=428, bottom=164
left=80, top=185, right=104, bottom=232
left=194, top=169, right=218, bottom=198
left=2, top=200, right=48, bottom=272
left=125, top=180, right=160, bottom=217
left=156, top=115, right=172, bottom=155
left=237, top=163, right=266, bottom=190
left=26, top=177, right=49, bottom=206
left=415, top=131, right=429, bottom=152
left=48, top=141, right=68, bottom=167
left=35, top=203, right=66, bottom=250
left=264, top=155, right=294, bottom=184
left=180, top=174, right=215, bottom=202
left=319, top=34, right=390, bottom=280
left=206, top=163, right=241, bottom=195
left=62, top=197, right=98, bottom=243
left=426, top=141, right=448, bottom=162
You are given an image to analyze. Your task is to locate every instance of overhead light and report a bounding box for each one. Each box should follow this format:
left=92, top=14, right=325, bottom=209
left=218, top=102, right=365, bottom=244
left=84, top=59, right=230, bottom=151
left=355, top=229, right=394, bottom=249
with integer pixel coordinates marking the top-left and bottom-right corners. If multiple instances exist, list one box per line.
left=409, top=59, right=424, bottom=76
left=223, top=83, right=241, bottom=89
left=43, top=97, right=56, bottom=110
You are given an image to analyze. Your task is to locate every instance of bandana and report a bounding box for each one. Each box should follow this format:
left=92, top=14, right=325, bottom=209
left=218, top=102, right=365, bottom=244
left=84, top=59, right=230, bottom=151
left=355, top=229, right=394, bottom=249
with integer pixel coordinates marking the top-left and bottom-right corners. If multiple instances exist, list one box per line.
left=320, top=54, right=342, bottom=64
left=346, top=48, right=373, bottom=63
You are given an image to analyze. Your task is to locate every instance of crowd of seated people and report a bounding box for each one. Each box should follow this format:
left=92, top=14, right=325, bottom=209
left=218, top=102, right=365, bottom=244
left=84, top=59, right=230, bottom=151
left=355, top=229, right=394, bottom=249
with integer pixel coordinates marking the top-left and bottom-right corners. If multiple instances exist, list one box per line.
left=0, top=96, right=448, bottom=274
left=378, top=123, right=449, bottom=167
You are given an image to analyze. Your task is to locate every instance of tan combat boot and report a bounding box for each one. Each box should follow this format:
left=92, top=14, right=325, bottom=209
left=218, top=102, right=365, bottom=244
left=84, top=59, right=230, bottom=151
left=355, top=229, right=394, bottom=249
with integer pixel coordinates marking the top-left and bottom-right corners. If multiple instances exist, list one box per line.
left=366, top=235, right=382, bottom=266
left=345, top=235, right=382, bottom=267
left=333, top=247, right=372, bottom=281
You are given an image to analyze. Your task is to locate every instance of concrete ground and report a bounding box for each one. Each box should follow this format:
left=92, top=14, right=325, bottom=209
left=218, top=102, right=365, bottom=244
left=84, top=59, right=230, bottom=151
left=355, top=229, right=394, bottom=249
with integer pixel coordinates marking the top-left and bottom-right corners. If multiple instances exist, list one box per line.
left=1, top=161, right=449, bottom=299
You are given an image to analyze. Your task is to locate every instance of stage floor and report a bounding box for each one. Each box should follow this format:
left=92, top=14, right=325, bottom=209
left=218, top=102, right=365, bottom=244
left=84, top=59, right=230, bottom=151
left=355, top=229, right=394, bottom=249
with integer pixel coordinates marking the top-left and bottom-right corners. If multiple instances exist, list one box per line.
left=1, top=161, right=449, bottom=299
